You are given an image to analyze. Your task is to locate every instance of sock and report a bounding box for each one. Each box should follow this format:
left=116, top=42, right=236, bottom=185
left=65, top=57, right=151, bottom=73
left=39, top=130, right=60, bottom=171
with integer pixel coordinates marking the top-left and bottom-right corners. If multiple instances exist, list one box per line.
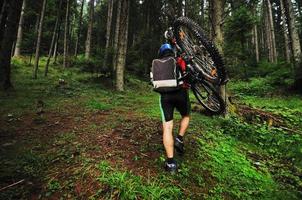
left=167, top=157, right=174, bottom=164
left=176, top=135, right=183, bottom=142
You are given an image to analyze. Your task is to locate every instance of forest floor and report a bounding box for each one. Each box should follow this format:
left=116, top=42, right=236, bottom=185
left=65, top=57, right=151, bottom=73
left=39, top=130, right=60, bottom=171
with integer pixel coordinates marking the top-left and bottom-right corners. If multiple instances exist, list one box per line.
left=0, top=58, right=302, bottom=199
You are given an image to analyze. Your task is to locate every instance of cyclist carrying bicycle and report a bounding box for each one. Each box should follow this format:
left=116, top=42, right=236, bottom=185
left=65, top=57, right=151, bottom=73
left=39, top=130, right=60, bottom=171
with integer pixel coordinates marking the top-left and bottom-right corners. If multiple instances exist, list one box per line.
left=151, top=43, right=191, bottom=173
left=151, top=15, right=228, bottom=172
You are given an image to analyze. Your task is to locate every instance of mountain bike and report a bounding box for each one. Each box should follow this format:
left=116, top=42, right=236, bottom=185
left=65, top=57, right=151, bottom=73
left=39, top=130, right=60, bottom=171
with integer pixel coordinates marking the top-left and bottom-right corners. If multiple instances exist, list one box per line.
left=165, top=16, right=227, bottom=114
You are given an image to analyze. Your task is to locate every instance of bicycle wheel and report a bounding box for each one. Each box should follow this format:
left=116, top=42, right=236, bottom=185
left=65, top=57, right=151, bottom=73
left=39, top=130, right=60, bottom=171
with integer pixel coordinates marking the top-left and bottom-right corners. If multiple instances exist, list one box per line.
left=173, top=17, right=226, bottom=85
left=191, top=79, right=225, bottom=114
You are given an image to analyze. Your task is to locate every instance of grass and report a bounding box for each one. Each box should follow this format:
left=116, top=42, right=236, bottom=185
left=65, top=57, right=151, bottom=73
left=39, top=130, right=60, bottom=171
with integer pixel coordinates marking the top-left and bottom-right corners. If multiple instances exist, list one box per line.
left=96, top=161, right=182, bottom=200
left=1, top=58, right=302, bottom=199
left=229, top=78, right=302, bottom=111
left=199, top=132, right=276, bottom=199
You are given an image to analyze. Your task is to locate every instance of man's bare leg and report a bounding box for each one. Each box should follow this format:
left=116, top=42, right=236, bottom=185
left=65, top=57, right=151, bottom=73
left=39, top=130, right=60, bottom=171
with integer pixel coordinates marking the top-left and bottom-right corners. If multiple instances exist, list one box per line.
left=179, top=115, right=190, bottom=136
left=174, top=115, right=190, bottom=155
left=162, top=120, right=174, bottom=158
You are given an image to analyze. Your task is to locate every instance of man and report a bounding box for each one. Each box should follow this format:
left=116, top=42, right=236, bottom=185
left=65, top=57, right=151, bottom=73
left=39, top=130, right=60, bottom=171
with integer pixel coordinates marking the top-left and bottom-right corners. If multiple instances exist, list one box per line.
left=152, top=43, right=191, bottom=172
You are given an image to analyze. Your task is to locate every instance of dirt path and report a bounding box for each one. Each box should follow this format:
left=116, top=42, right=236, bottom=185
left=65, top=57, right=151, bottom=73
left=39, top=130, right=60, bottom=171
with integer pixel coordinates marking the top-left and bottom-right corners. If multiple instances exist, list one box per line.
left=0, top=105, right=166, bottom=199
left=2, top=97, right=301, bottom=199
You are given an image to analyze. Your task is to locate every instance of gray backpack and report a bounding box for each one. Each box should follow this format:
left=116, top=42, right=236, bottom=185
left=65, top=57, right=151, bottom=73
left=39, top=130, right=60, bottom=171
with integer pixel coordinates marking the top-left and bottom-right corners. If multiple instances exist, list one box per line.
left=150, top=56, right=183, bottom=93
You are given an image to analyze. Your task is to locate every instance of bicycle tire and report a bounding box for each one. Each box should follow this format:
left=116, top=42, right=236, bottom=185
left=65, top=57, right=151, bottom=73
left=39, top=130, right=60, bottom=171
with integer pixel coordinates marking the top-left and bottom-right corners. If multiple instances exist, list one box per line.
left=191, top=79, right=225, bottom=115
left=173, top=17, right=226, bottom=85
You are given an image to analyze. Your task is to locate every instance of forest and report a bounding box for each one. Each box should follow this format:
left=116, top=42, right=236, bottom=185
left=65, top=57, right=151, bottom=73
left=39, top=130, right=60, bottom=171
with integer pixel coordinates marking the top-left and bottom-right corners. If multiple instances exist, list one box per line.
left=0, top=0, right=302, bottom=199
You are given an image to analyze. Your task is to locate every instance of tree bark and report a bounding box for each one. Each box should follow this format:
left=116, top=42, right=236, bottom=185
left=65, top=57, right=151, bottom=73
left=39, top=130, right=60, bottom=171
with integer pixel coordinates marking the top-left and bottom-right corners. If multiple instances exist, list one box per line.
left=284, top=0, right=301, bottom=65
left=103, top=0, right=113, bottom=70
left=33, top=0, right=47, bottom=79
left=74, top=0, right=85, bottom=58
left=253, top=24, right=260, bottom=63
left=0, top=0, right=8, bottom=49
left=298, top=1, right=302, bottom=18
left=260, top=26, right=264, bottom=54
left=0, top=0, right=23, bottom=90
left=267, top=0, right=277, bottom=62
left=296, top=0, right=302, bottom=18
left=177, top=0, right=182, bottom=16
left=0, top=0, right=6, bottom=26
left=184, top=0, right=187, bottom=16
left=85, top=0, right=94, bottom=59
left=63, top=0, right=70, bottom=68
left=211, top=0, right=224, bottom=50
left=13, top=0, right=25, bottom=57
left=53, top=14, right=62, bottom=64
left=11, top=41, right=15, bottom=57
left=264, top=0, right=273, bottom=62
left=145, top=1, right=150, bottom=35
left=211, top=0, right=229, bottom=116
left=283, top=0, right=302, bottom=89
left=0, top=0, right=5, bottom=21
left=70, top=3, right=76, bottom=47
left=252, top=5, right=259, bottom=63
left=112, top=0, right=122, bottom=73
left=45, top=0, right=62, bottom=76
left=200, top=0, right=204, bottom=26
left=116, top=0, right=129, bottom=91
left=280, top=0, right=291, bottom=62
left=29, top=13, right=40, bottom=64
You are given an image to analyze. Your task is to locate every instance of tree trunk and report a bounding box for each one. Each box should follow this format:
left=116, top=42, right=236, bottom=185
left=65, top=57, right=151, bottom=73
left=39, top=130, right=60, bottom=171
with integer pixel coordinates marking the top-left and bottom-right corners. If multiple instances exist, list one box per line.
left=45, top=0, right=62, bottom=76
left=29, top=13, right=40, bottom=64
left=0, top=0, right=6, bottom=25
left=103, top=0, right=113, bottom=70
left=0, top=0, right=5, bottom=23
left=145, top=1, right=150, bottom=35
left=284, top=0, right=301, bottom=64
left=200, top=0, right=204, bottom=26
left=280, top=0, right=291, bottom=62
left=267, top=0, right=277, bottom=62
left=74, top=0, right=85, bottom=58
left=252, top=5, right=259, bottom=63
left=11, top=41, right=15, bottom=57
left=260, top=18, right=265, bottom=55
left=177, top=0, right=182, bottom=16
left=184, top=0, right=187, bottom=16
left=296, top=0, right=302, bottom=17
left=13, top=0, right=25, bottom=57
left=63, top=0, right=70, bottom=68
left=85, top=0, right=94, bottom=59
left=53, top=15, right=62, bottom=64
left=283, top=0, right=302, bottom=89
left=112, top=0, right=122, bottom=73
left=264, top=0, right=273, bottom=62
left=69, top=3, right=76, bottom=48
left=33, top=0, right=47, bottom=79
left=260, top=26, right=263, bottom=53
left=211, top=0, right=224, bottom=50
left=0, top=0, right=23, bottom=90
left=211, top=0, right=229, bottom=116
left=0, top=0, right=8, bottom=49
left=116, top=0, right=129, bottom=91
left=253, top=24, right=260, bottom=63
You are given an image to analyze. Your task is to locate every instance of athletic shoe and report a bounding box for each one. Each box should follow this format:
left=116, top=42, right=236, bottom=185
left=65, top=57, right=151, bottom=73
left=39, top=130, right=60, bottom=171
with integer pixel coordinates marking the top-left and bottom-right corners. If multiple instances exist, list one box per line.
left=174, top=137, right=184, bottom=155
left=164, top=160, right=178, bottom=173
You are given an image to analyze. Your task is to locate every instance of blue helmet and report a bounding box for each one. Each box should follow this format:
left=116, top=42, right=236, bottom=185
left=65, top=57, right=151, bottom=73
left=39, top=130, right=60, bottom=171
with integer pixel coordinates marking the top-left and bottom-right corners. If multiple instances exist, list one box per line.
left=159, top=43, right=174, bottom=57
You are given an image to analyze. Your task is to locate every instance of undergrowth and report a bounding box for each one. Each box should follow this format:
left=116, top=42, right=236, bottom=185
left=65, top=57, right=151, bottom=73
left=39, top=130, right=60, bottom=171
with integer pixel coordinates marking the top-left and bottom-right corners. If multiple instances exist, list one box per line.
left=1, top=58, right=302, bottom=199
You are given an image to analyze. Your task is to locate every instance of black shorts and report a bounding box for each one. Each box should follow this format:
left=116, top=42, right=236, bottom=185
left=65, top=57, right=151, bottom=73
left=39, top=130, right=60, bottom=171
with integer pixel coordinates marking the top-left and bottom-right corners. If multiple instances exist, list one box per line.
left=159, top=88, right=191, bottom=122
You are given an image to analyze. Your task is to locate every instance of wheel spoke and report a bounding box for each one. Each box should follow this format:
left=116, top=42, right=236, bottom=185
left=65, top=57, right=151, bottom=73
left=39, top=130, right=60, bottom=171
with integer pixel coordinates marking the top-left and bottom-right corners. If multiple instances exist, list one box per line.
left=193, top=82, right=222, bottom=113
left=194, top=85, right=208, bottom=100
left=177, top=26, right=219, bottom=81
